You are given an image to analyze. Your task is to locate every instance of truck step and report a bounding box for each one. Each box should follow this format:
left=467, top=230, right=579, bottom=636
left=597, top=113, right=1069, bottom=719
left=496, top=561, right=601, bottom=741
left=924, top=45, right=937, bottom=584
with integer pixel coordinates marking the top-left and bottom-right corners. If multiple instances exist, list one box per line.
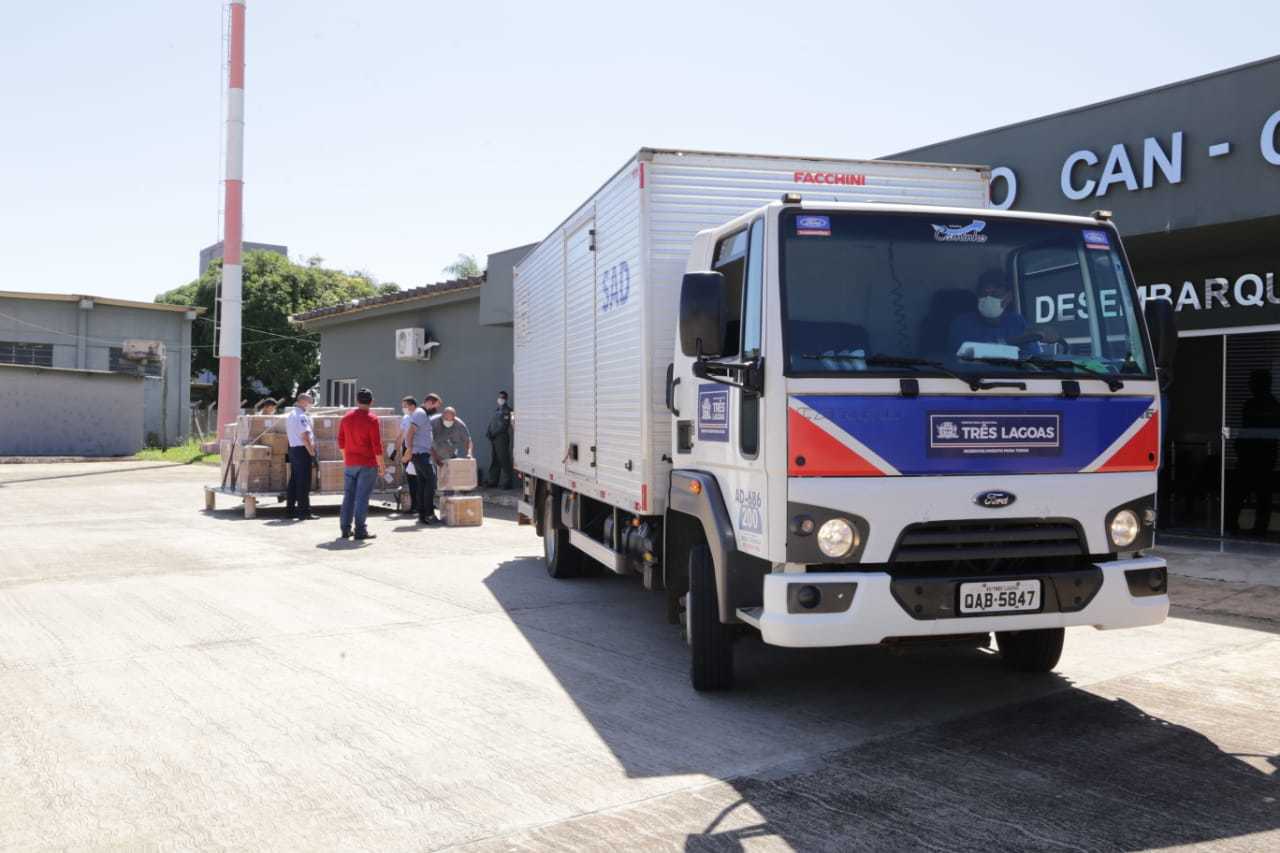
left=736, top=607, right=763, bottom=628
left=568, top=529, right=627, bottom=575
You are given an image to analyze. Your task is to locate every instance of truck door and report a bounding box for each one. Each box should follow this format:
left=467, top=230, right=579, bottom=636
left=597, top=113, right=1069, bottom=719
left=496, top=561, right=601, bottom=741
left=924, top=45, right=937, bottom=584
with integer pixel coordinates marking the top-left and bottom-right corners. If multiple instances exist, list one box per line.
left=689, top=218, right=771, bottom=558
left=564, top=218, right=597, bottom=479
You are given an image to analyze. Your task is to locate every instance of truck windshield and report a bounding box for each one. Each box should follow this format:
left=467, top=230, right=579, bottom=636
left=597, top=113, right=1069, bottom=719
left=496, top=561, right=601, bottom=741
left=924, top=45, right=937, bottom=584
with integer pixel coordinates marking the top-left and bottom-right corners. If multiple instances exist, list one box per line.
left=779, top=210, right=1152, bottom=380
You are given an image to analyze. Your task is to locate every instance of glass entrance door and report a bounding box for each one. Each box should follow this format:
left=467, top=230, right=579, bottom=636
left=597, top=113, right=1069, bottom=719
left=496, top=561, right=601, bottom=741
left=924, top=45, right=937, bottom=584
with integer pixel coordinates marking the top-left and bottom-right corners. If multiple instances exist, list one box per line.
left=1163, top=336, right=1223, bottom=534
left=1223, top=331, right=1280, bottom=540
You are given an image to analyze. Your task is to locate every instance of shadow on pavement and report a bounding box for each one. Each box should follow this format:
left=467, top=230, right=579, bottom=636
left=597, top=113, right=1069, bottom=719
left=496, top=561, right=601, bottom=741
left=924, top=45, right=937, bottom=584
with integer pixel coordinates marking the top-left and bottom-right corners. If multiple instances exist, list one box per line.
left=481, top=556, right=1280, bottom=851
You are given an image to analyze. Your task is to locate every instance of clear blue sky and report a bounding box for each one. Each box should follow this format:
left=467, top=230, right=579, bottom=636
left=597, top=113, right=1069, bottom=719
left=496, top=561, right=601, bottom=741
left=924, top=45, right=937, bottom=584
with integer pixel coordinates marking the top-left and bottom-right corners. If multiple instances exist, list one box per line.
left=3, top=1, right=1277, bottom=303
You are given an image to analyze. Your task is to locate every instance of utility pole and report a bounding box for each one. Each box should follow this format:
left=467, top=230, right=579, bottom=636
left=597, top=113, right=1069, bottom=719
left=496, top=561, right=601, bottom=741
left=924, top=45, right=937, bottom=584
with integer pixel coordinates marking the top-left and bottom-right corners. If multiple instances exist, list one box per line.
left=216, top=0, right=246, bottom=436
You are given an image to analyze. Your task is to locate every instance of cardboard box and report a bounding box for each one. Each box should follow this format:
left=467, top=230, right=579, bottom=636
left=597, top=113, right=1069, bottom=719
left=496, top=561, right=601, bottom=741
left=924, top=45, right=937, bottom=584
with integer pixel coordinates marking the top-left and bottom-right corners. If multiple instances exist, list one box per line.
left=236, top=415, right=283, bottom=442
left=312, top=416, right=340, bottom=440
left=240, top=444, right=272, bottom=461
left=318, top=460, right=345, bottom=492
left=259, top=432, right=290, bottom=457
left=270, top=461, right=288, bottom=490
left=379, top=416, right=401, bottom=442
left=236, top=459, right=272, bottom=493
left=316, top=440, right=341, bottom=461
left=437, top=457, right=478, bottom=491
left=442, top=495, right=483, bottom=527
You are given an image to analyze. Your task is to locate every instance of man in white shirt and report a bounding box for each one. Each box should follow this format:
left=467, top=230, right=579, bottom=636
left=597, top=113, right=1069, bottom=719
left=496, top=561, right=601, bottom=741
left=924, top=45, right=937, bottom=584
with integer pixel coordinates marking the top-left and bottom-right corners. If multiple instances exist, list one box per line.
left=285, top=392, right=317, bottom=521
left=399, top=396, right=421, bottom=517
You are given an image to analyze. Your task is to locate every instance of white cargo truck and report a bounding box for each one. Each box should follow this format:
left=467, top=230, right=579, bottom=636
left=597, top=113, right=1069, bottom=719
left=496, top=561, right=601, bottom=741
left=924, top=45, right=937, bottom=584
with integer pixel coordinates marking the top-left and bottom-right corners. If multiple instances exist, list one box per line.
left=514, top=148, right=1173, bottom=691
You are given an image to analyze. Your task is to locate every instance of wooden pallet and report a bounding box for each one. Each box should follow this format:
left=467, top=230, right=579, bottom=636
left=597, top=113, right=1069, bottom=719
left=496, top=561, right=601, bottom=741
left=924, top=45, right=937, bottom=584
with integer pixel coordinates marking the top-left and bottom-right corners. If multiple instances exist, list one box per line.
left=203, top=485, right=410, bottom=518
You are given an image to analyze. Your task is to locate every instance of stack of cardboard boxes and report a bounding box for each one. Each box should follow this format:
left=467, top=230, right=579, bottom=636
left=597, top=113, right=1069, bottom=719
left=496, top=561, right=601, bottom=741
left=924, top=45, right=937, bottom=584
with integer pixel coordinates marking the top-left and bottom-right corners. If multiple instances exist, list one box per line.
left=437, top=457, right=483, bottom=527
left=218, top=411, right=403, bottom=495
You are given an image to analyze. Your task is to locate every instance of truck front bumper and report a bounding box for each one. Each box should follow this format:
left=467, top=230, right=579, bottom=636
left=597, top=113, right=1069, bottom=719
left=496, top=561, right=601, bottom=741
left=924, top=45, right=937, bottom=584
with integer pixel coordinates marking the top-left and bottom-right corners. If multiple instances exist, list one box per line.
left=747, top=556, right=1169, bottom=648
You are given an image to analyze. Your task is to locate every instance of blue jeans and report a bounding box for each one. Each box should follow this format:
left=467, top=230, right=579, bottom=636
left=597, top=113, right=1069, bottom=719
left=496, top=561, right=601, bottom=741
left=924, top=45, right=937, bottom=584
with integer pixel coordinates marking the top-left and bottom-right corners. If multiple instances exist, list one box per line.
left=340, top=465, right=377, bottom=534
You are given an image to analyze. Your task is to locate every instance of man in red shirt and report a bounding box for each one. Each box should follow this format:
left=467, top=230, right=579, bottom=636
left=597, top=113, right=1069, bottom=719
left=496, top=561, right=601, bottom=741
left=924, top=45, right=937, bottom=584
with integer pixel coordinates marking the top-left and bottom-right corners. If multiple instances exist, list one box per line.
left=337, top=387, right=387, bottom=540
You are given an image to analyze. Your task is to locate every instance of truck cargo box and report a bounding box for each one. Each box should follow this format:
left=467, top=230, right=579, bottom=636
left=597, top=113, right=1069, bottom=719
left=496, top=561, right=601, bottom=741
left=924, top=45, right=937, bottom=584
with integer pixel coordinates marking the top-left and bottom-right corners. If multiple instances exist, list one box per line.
left=513, top=148, right=988, bottom=516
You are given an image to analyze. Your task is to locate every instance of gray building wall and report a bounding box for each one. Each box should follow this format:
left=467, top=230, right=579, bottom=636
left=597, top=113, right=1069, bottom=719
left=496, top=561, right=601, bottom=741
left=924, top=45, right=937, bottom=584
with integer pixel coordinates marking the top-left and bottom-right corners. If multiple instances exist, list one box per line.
left=314, top=292, right=514, bottom=472
left=0, top=295, right=196, bottom=447
left=199, top=241, right=289, bottom=276
left=479, top=243, right=537, bottom=327
left=0, top=365, right=143, bottom=456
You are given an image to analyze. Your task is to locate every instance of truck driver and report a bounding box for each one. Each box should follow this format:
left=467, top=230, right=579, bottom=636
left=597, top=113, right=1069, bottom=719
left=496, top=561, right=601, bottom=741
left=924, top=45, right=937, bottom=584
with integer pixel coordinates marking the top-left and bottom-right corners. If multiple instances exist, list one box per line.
left=948, top=270, right=1058, bottom=357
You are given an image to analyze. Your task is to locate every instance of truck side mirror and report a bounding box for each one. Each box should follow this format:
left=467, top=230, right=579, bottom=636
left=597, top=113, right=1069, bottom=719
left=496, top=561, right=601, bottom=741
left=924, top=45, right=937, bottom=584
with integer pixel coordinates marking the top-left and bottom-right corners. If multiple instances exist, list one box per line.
left=679, top=271, right=726, bottom=358
left=1143, top=298, right=1177, bottom=384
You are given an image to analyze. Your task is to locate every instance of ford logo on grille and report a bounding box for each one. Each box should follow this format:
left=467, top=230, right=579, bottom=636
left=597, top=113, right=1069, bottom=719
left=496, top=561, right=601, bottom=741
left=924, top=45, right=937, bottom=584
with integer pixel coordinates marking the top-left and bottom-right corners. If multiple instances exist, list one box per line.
left=975, top=490, right=1016, bottom=508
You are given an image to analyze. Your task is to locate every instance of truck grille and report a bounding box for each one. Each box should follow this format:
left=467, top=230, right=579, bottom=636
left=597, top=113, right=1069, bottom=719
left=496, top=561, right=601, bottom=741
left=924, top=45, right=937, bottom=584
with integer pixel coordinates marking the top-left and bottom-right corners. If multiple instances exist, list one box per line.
left=891, top=519, right=1086, bottom=564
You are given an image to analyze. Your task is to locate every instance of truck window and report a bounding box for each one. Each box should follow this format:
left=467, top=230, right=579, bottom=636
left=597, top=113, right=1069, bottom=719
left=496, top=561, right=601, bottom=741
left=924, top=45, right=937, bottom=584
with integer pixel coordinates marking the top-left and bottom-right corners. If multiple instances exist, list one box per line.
left=742, top=219, right=764, bottom=360
left=712, top=229, right=748, bottom=358
left=778, top=211, right=1153, bottom=381
left=740, top=219, right=764, bottom=456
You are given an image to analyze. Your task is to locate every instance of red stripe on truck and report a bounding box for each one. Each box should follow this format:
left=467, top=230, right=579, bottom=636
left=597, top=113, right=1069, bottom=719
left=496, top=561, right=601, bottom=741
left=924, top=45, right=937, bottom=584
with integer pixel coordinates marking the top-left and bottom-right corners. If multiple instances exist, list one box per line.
left=1096, top=414, right=1160, bottom=472
left=787, top=408, right=884, bottom=477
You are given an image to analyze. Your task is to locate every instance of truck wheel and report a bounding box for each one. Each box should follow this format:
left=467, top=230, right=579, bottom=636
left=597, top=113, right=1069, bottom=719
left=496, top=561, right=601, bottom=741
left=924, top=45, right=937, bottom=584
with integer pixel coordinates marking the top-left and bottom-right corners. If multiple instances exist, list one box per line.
left=542, top=497, right=582, bottom=579
left=996, top=628, right=1065, bottom=673
left=688, top=544, right=734, bottom=691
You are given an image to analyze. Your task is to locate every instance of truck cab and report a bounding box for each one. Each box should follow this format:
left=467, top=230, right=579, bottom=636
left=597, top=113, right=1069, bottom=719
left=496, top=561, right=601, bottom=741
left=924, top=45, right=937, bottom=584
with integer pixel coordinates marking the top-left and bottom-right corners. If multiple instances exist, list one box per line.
left=665, top=197, right=1171, bottom=689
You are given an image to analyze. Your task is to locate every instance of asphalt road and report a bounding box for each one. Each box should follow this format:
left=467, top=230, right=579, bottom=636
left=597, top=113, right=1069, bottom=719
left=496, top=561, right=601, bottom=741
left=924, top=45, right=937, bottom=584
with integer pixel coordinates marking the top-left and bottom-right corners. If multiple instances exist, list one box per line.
left=0, top=461, right=1276, bottom=851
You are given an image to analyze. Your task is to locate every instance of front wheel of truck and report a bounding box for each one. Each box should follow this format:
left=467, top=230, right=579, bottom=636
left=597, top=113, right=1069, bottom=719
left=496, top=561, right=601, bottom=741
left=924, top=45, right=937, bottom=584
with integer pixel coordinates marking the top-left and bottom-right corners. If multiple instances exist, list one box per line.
left=996, top=628, right=1065, bottom=673
left=688, top=544, right=734, bottom=691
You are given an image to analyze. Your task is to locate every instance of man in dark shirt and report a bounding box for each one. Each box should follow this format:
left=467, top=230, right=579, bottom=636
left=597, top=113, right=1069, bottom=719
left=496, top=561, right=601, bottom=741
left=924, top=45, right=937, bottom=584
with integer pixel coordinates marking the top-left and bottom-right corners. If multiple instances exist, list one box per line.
left=485, top=390, right=514, bottom=490
left=948, top=270, right=1056, bottom=357
left=337, top=388, right=386, bottom=541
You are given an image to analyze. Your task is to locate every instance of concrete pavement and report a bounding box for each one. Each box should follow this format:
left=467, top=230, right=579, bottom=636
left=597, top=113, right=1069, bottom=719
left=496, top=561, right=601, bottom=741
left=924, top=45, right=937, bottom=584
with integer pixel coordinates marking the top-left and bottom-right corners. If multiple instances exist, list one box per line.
left=0, top=461, right=1276, bottom=851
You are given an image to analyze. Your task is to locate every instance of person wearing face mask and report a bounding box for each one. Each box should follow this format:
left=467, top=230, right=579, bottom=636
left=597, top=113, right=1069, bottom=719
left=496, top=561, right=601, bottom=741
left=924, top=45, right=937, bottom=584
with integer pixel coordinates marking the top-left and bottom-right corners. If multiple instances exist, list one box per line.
left=431, top=406, right=473, bottom=465
left=947, top=270, right=1057, bottom=357
left=404, top=395, right=438, bottom=525
left=485, top=391, right=514, bottom=490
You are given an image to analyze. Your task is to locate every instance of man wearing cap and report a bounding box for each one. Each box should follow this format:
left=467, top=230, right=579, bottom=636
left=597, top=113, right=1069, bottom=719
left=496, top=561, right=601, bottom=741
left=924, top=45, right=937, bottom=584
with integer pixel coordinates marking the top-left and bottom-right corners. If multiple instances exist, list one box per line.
left=337, top=388, right=386, bottom=541
left=285, top=392, right=317, bottom=521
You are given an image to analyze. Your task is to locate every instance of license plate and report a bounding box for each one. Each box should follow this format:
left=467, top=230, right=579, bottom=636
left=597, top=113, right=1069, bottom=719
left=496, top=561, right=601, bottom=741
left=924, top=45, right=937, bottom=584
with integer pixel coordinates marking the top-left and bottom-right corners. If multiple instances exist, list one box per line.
left=959, top=579, right=1041, bottom=614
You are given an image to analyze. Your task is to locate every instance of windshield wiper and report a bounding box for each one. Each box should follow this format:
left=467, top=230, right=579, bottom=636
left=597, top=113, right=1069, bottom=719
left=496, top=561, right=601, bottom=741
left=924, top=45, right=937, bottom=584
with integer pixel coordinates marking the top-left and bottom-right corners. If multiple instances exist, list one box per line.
left=864, top=354, right=988, bottom=391
left=961, top=354, right=1124, bottom=391
left=1026, top=356, right=1124, bottom=391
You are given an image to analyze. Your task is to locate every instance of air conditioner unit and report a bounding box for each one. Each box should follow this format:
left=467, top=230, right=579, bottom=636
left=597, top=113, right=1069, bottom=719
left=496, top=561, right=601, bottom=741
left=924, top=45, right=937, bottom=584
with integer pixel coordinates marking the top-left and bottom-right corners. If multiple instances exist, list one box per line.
left=122, top=339, right=165, bottom=361
left=398, top=327, right=443, bottom=362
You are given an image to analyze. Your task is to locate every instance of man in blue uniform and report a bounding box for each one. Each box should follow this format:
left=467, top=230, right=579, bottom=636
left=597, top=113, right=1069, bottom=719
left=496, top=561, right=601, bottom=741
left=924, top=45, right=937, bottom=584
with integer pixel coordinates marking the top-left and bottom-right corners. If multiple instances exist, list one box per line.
left=948, top=270, right=1056, bottom=357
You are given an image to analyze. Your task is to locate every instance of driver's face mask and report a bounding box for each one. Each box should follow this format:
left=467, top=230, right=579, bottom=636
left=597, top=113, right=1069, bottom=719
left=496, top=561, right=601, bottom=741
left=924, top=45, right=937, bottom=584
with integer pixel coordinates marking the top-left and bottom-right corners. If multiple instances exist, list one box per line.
left=978, top=295, right=1006, bottom=320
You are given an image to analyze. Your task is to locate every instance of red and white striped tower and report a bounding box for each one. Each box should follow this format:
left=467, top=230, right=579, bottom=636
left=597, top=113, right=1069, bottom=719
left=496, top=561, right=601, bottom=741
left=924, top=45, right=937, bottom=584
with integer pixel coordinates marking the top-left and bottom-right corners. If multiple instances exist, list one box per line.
left=216, top=0, right=246, bottom=435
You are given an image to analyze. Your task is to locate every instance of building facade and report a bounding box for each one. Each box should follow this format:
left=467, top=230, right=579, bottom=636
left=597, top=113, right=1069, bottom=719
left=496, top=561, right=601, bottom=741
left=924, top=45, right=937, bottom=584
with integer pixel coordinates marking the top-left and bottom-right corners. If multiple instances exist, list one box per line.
left=199, top=240, right=288, bottom=276
left=0, top=291, right=200, bottom=451
left=293, top=245, right=534, bottom=476
left=893, top=55, right=1280, bottom=542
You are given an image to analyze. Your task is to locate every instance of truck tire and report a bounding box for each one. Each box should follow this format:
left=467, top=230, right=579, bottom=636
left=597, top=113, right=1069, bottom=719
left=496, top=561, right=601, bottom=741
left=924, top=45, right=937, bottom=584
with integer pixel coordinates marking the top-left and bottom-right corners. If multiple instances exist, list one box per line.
left=996, top=628, right=1065, bottom=673
left=688, top=544, right=734, bottom=691
left=542, top=496, right=582, bottom=579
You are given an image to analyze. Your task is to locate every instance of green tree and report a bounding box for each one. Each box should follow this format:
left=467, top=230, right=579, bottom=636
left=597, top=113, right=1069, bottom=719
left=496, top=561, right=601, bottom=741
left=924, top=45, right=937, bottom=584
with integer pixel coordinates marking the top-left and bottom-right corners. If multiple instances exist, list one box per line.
left=443, top=253, right=483, bottom=279
left=157, top=251, right=399, bottom=400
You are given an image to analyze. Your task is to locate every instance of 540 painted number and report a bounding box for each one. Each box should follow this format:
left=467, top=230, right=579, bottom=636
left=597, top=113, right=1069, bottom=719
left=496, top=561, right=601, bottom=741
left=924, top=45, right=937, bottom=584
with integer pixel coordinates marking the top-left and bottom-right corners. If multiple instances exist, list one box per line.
left=600, top=261, right=631, bottom=313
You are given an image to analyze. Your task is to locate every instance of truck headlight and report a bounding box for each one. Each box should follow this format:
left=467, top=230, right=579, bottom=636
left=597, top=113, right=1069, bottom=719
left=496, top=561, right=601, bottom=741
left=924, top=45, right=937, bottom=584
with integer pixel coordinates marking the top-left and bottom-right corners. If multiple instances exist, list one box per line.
left=1109, top=509, right=1140, bottom=548
left=817, top=518, right=858, bottom=558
